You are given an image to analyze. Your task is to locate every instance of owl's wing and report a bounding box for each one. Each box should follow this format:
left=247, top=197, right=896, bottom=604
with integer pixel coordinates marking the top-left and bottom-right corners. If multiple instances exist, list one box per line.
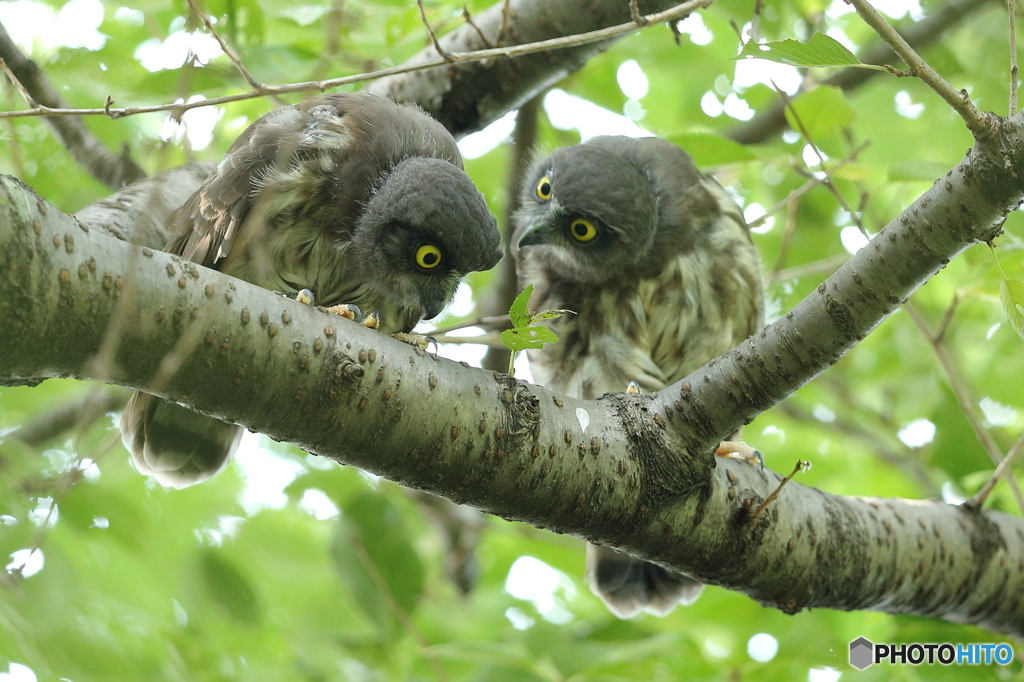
left=163, top=105, right=319, bottom=267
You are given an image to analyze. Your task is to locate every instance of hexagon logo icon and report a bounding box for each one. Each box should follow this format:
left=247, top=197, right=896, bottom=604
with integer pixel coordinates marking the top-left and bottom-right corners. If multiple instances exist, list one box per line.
left=849, top=637, right=874, bottom=670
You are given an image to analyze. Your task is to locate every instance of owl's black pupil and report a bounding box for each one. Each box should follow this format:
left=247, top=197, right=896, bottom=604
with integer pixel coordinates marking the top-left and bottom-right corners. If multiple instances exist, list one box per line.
left=541, top=182, right=550, bottom=195
left=423, top=252, right=438, bottom=265
left=574, top=223, right=587, bottom=236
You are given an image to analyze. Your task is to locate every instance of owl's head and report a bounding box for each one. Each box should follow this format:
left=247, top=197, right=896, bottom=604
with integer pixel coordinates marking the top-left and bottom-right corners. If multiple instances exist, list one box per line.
left=512, top=143, right=658, bottom=284
left=351, top=157, right=502, bottom=323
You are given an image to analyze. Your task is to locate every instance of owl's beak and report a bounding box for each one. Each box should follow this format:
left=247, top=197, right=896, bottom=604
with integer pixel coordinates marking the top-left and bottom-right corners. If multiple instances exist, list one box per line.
left=423, top=300, right=445, bottom=320
left=516, top=225, right=546, bottom=249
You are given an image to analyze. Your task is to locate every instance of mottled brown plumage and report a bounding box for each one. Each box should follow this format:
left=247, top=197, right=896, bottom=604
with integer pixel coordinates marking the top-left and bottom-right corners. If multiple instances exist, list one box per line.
left=513, top=135, right=763, bottom=618
left=122, top=92, right=502, bottom=489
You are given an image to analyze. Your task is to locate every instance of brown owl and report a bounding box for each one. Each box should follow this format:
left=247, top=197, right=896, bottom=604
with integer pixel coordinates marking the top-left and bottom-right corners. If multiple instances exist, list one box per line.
left=512, top=135, right=764, bottom=618
left=121, top=93, right=502, bottom=489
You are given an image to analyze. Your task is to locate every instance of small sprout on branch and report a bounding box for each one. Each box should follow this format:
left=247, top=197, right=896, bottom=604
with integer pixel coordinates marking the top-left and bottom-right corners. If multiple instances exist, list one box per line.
left=749, top=460, right=811, bottom=520
left=499, top=284, right=573, bottom=377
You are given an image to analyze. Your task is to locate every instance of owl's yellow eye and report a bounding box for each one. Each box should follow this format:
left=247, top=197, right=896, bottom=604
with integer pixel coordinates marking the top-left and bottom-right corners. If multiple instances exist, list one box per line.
left=415, top=244, right=443, bottom=269
left=536, top=176, right=553, bottom=200
left=569, top=219, right=598, bottom=242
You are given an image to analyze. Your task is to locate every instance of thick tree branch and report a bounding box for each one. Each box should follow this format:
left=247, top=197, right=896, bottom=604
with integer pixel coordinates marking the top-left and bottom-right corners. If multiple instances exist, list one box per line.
left=728, top=0, right=997, bottom=145
left=0, top=0, right=705, bottom=128
left=4, top=105, right=1024, bottom=635
left=74, top=161, right=214, bottom=246
left=0, top=20, right=147, bottom=188
left=367, top=0, right=693, bottom=136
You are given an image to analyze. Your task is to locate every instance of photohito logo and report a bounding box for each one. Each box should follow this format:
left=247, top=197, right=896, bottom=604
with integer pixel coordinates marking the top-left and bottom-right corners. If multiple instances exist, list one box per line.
left=849, top=637, right=1013, bottom=670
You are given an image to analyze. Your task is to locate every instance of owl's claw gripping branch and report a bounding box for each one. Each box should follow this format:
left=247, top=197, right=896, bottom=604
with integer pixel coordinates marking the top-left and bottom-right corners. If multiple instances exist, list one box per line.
left=716, top=440, right=764, bottom=470
left=390, top=332, right=433, bottom=352
left=361, top=312, right=380, bottom=330
left=296, top=289, right=315, bottom=306
left=325, top=303, right=363, bottom=322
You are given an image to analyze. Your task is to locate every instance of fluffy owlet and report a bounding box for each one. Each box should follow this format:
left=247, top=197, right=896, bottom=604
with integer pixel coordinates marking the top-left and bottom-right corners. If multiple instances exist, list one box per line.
left=512, top=135, right=763, bottom=618
left=121, top=92, right=502, bottom=489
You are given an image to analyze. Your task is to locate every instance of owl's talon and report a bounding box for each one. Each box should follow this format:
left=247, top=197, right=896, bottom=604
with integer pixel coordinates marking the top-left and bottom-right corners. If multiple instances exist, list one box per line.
left=391, top=332, right=431, bottom=351
left=625, top=381, right=641, bottom=394
left=716, top=440, right=763, bottom=470
left=362, top=312, right=380, bottom=330
left=296, top=289, right=315, bottom=306
left=326, top=303, right=362, bottom=322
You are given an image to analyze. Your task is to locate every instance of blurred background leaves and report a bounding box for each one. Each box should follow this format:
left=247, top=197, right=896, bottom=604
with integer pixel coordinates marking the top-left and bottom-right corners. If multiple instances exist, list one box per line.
left=1, top=0, right=1023, bottom=679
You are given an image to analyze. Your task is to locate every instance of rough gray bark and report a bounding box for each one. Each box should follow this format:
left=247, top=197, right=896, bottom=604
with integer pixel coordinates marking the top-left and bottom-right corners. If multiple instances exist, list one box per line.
left=366, top=0, right=683, bottom=137
left=74, top=161, right=214, bottom=246
left=3, top=106, right=1024, bottom=635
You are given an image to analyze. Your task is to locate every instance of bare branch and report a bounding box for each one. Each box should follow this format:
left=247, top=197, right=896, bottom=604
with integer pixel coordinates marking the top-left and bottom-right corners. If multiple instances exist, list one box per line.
left=905, top=303, right=1024, bottom=511
left=184, top=0, right=273, bottom=98
left=729, top=0, right=997, bottom=145
left=846, top=0, right=996, bottom=138
left=462, top=6, right=494, bottom=48
left=1010, top=0, right=1019, bottom=116
left=0, top=0, right=713, bottom=124
left=967, top=430, right=1024, bottom=509
left=417, top=0, right=454, bottom=62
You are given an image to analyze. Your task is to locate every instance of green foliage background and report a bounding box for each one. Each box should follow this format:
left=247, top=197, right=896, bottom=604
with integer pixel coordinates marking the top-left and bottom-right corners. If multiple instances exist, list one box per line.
left=1, top=0, right=1023, bottom=679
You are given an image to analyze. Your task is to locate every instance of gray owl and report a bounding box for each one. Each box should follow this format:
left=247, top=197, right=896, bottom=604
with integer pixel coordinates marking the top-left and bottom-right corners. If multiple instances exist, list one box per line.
left=512, top=135, right=763, bottom=618
left=122, top=92, right=502, bottom=489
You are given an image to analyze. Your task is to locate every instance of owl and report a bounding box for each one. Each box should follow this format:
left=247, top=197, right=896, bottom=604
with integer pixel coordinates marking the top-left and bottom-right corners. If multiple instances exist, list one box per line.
left=512, top=135, right=764, bottom=618
left=122, top=92, right=502, bottom=489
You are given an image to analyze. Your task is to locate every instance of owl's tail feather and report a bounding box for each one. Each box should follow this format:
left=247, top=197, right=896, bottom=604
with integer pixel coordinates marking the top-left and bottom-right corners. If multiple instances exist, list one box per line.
left=585, top=543, right=704, bottom=619
left=120, top=392, right=242, bottom=489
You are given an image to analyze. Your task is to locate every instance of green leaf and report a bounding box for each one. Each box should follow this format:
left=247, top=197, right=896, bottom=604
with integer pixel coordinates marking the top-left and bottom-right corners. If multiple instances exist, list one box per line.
left=887, top=161, right=949, bottom=182
left=669, top=132, right=757, bottom=167
left=1000, top=279, right=1024, bottom=339
left=200, top=549, right=262, bottom=625
left=732, top=34, right=886, bottom=71
left=332, top=491, right=424, bottom=639
left=784, top=86, right=855, bottom=141
left=500, top=326, right=559, bottom=351
left=509, top=284, right=535, bottom=328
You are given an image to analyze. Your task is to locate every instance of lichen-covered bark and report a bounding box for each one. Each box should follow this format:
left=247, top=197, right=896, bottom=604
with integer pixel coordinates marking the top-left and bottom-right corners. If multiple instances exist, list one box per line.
left=4, top=141, right=1024, bottom=634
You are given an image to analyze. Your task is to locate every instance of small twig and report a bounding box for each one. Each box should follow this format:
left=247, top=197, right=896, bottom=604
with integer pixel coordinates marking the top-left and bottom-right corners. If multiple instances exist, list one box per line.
left=846, top=0, right=995, bottom=139
left=184, top=0, right=264, bottom=92
left=0, top=0, right=717, bottom=121
left=424, top=314, right=510, bottom=336
left=751, top=0, right=764, bottom=42
left=777, top=84, right=865, bottom=236
left=497, top=0, right=514, bottom=46
left=772, top=253, right=849, bottom=282
left=1010, top=0, right=1019, bottom=116
left=433, top=332, right=506, bottom=347
left=965, top=430, right=1024, bottom=509
left=462, top=6, right=493, bottom=48
left=0, top=58, right=36, bottom=108
left=750, top=140, right=869, bottom=230
left=933, top=292, right=960, bottom=344
left=770, top=198, right=800, bottom=276
left=749, top=460, right=811, bottom=519
left=629, top=0, right=649, bottom=26
left=905, top=303, right=1024, bottom=513
left=883, top=65, right=915, bottom=78
left=417, top=0, right=454, bottom=62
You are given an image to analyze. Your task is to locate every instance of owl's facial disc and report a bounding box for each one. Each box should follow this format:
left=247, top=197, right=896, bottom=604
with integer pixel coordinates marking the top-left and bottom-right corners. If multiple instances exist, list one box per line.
left=353, top=157, right=501, bottom=325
